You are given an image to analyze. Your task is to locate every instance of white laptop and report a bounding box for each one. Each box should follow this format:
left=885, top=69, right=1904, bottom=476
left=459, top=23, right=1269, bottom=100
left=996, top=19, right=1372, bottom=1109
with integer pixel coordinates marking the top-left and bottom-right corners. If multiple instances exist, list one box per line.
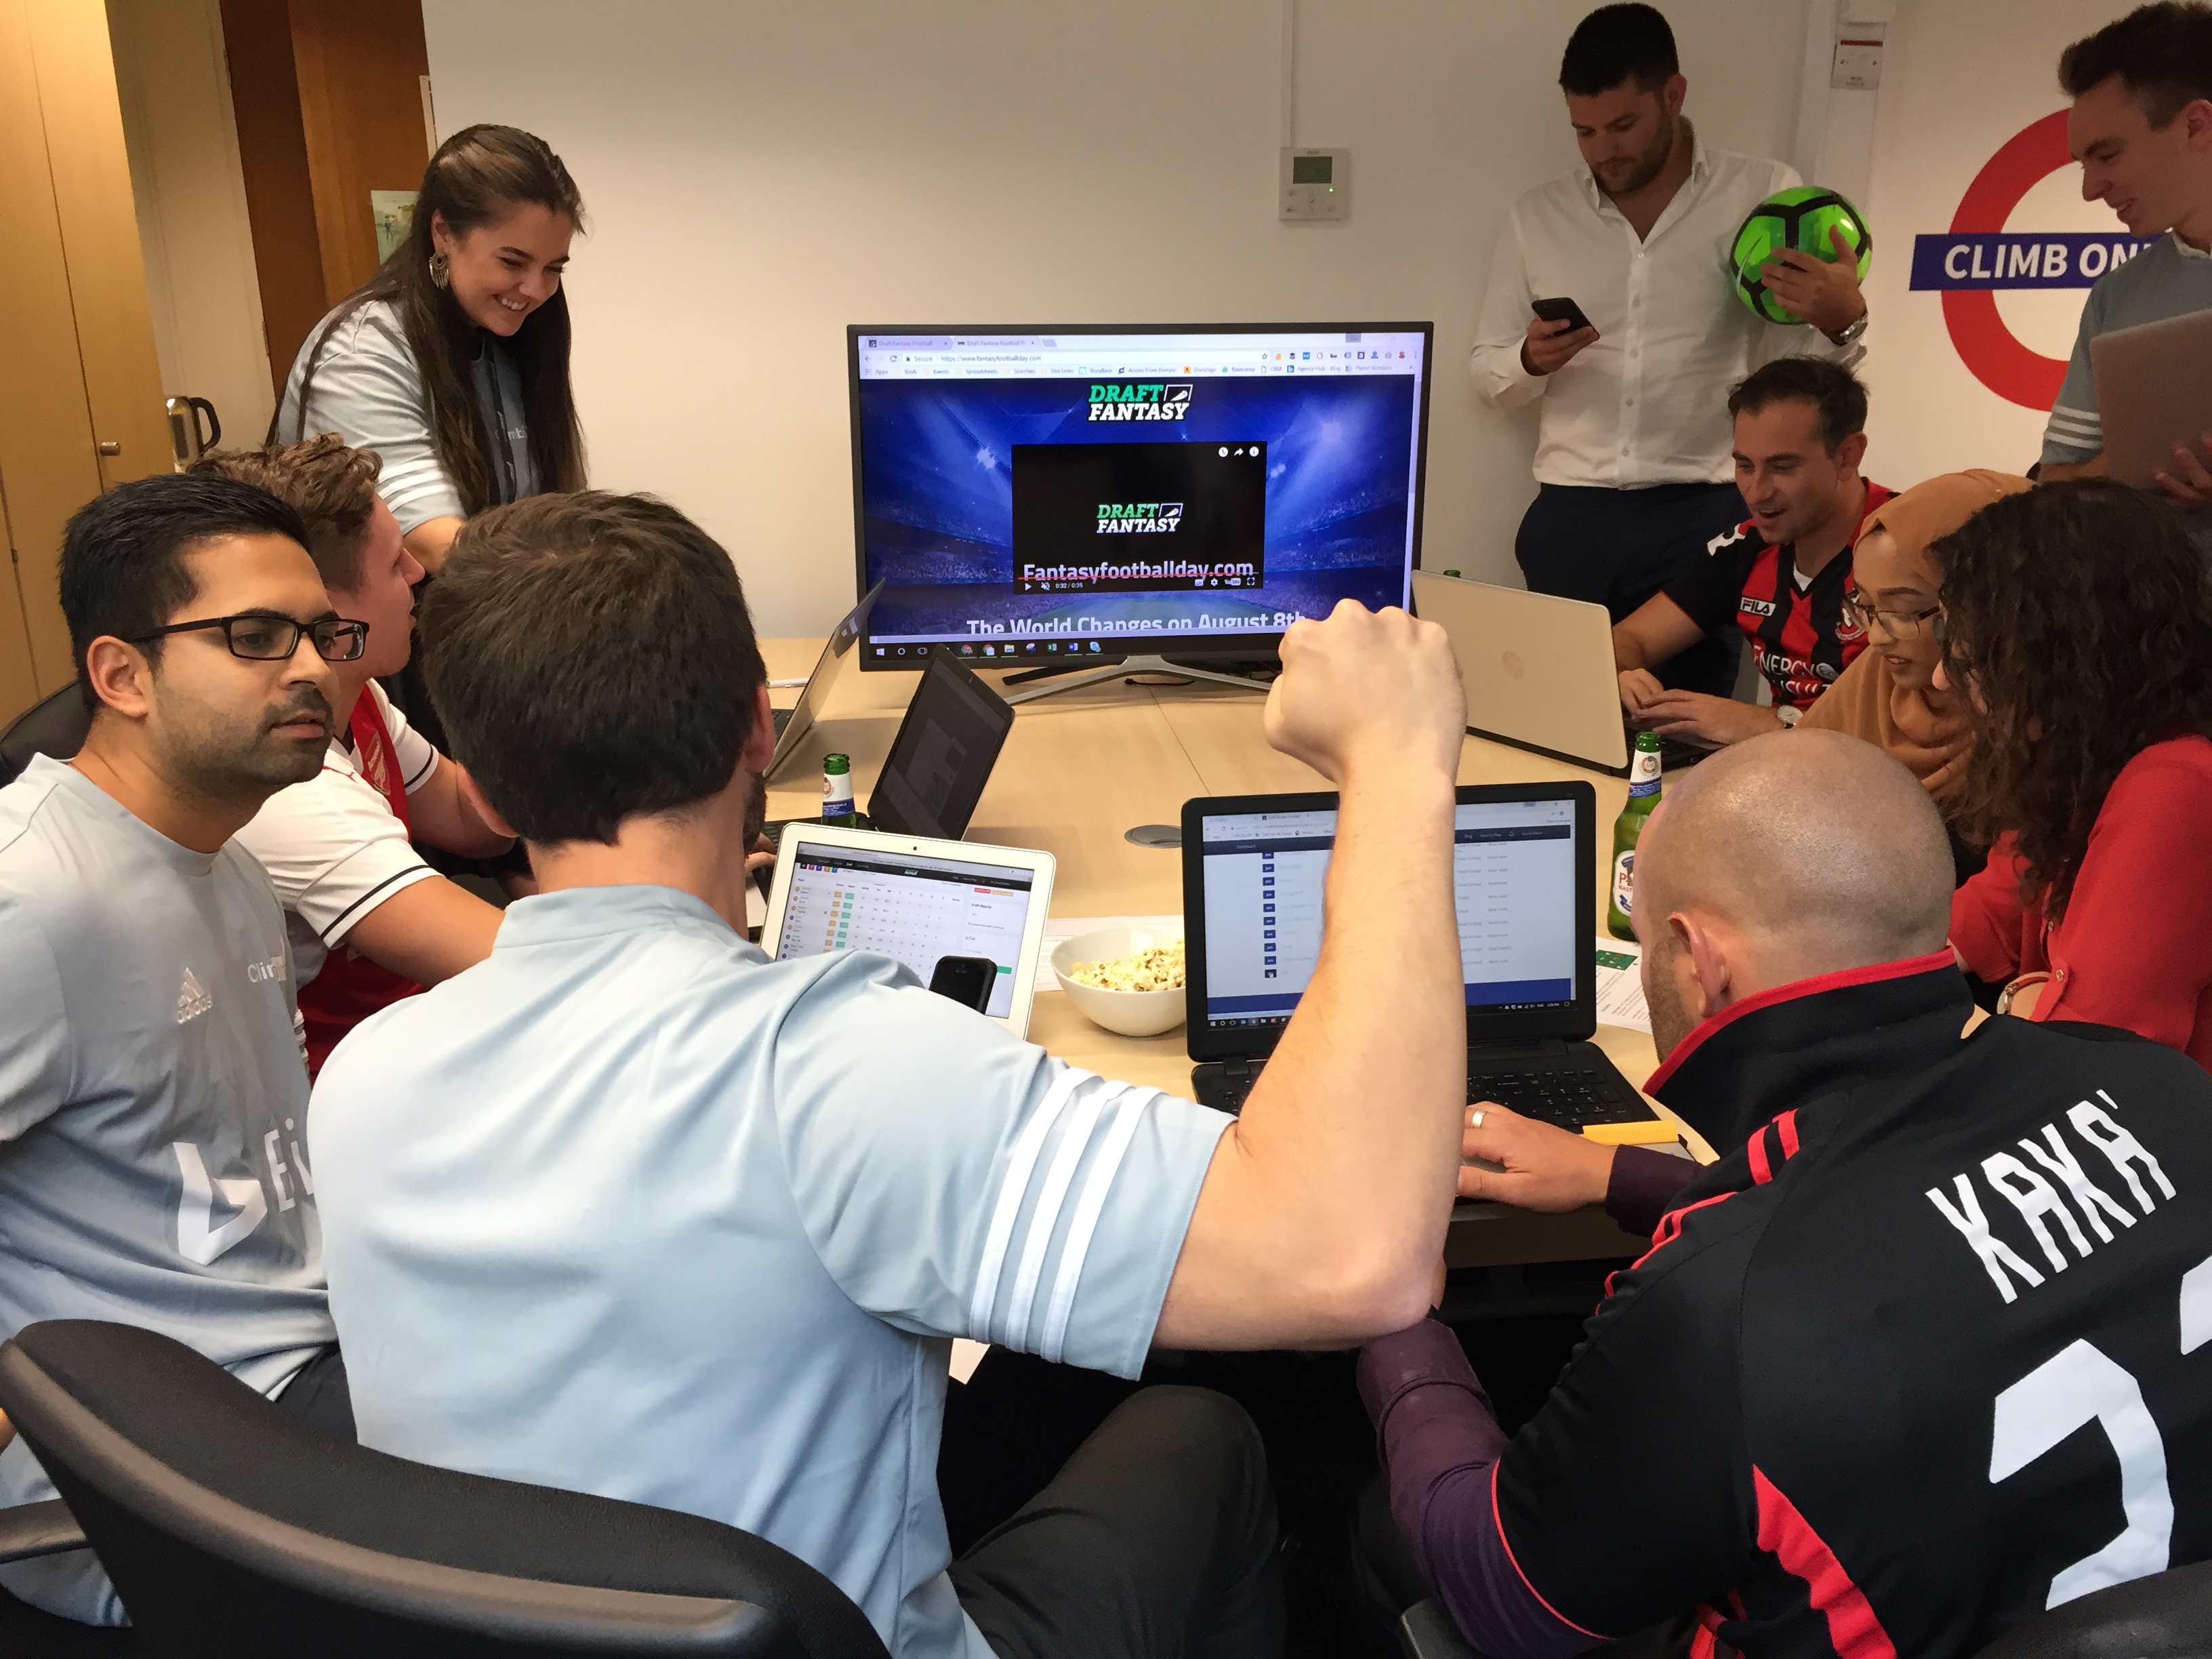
left=1412, top=570, right=1628, bottom=773
left=760, top=822, right=1055, bottom=1037
left=764, top=580, right=884, bottom=781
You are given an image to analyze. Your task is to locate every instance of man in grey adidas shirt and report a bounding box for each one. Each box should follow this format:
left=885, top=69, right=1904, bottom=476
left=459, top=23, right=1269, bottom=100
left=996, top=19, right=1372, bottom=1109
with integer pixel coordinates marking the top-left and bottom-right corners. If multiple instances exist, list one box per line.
left=0, top=475, right=363, bottom=1624
left=2042, top=5, right=2212, bottom=556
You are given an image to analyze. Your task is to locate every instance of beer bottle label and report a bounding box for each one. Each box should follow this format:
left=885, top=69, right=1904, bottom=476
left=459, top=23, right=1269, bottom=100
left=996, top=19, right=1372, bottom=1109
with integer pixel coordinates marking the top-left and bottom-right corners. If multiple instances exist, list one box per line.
left=823, top=772, right=855, bottom=819
left=1612, top=849, right=1636, bottom=917
left=1626, top=750, right=1662, bottom=800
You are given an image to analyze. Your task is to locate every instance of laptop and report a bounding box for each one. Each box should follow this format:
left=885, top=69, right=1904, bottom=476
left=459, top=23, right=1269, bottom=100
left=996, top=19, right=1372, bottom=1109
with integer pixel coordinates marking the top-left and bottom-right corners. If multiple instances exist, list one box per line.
left=760, top=821, right=1055, bottom=1037
left=2091, top=307, right=2212, bottom=489
left=1413, top=569, right=1719, bottom=777
left=1179, top=782, right=1666, bottom=1137
left=764, top=581, right=884, bottom=781
left=764, top=647, right=1015, bottom=846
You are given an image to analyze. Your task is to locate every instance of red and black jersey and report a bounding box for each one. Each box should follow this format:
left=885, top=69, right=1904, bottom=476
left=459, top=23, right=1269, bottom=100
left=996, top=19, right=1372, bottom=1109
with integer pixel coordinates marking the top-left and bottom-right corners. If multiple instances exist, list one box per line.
left=1660, top=481, right=1893, bottom=711
left=1494, top=959, right=2212, bottom=1657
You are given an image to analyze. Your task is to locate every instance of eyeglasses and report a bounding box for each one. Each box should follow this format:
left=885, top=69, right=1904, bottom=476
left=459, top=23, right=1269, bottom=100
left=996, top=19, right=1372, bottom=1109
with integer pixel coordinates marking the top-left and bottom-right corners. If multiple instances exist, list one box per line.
left=129, top=613, right=368, bottom=663
left=1839, top=594, right=1946, bottom=642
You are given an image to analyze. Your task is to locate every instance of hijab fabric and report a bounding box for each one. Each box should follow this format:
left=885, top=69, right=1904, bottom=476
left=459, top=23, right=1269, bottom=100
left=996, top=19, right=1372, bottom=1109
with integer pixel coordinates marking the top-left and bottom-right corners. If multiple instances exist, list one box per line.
left=1799, top=470, right=2034, bottom=806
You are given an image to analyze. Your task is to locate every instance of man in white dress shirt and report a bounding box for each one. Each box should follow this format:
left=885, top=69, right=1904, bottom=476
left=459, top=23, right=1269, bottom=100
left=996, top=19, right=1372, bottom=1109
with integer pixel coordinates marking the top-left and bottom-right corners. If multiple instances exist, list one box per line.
left=1471, top=3, right=1870, bottom=696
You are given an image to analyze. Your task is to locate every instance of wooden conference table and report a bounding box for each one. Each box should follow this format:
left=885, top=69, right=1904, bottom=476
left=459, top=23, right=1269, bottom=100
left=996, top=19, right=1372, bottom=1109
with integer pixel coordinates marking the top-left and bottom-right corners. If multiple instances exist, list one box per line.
left=761, top=639, right=1696, bottom=1269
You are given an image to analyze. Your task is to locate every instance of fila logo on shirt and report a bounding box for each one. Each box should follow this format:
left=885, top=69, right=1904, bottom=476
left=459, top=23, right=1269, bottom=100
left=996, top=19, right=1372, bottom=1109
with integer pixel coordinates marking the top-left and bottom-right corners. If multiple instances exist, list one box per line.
left=1927, top=1088, right=2174, bottom=1305
left=171, top=1118, right=315, bottom=1265
left=1738, top=596, right=1778, bottom=618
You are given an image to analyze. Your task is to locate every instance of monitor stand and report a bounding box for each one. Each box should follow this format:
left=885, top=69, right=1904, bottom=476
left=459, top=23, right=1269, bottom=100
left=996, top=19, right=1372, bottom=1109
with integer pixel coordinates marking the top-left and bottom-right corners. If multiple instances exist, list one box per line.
left=997, top=653, right=1272, bottom=706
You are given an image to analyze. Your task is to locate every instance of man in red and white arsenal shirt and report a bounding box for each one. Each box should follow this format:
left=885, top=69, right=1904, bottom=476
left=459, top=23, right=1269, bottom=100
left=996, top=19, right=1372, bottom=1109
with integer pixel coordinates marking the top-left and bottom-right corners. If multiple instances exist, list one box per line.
left=210, top=438, right=514, bottom=1073
left=1611, top=359, right=1888, bottom=745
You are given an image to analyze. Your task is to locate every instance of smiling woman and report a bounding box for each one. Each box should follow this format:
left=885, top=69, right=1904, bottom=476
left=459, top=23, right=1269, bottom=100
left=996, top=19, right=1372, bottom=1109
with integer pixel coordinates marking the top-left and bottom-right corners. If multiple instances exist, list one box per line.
left=273, top=125, right=588, bottom=578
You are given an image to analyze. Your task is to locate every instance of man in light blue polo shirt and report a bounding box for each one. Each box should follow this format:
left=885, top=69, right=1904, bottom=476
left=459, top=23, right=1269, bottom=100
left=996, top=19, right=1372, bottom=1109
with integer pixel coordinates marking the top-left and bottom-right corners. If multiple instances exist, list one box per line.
left=312, top=492, right=1474, bottom=1659
left=2042, top=5, right=2212, bottom=554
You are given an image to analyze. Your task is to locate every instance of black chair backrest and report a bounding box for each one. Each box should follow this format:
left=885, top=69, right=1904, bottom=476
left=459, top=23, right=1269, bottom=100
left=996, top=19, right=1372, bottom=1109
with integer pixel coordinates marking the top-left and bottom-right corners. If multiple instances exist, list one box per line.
left=1972, top=1561, right=2212, bottom=1658
left=0, top=1322, right=891, bottom=1659
left=0, top=682, right=90, bottom=787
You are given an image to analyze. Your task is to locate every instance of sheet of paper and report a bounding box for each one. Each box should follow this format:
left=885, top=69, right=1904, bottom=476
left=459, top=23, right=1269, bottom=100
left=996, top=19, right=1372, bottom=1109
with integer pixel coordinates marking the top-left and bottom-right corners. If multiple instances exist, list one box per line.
left=949, top=1338, right=990, bottom=1383
left=1032, top=915, right=1185, bottom=995
left=1594, top=937, right=1650, bottom=1033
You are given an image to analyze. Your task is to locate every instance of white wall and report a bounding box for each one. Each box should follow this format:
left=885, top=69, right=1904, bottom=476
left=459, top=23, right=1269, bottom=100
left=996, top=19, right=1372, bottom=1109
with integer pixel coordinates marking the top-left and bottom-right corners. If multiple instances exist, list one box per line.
left=422, top=0, right=1813, bottom=636
left=1854, top=0, right=2124, bottom=487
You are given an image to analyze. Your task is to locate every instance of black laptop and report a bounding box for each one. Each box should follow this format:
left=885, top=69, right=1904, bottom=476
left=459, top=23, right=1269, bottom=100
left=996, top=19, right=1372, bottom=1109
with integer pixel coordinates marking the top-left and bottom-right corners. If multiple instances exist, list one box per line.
left=1180, top=782, right=1661, bottom=1132
left=765, top=649, right=1015, bottom=846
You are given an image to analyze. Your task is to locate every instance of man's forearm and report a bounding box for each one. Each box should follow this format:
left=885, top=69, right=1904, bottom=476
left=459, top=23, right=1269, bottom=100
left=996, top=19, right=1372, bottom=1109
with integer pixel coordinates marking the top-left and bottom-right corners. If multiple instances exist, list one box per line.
left=1359, top=1322, right=1603, bottom=1659
left=1165, top=763, right=1464, bottom=1347
left=1250, top=764, right=1466, bottom=1318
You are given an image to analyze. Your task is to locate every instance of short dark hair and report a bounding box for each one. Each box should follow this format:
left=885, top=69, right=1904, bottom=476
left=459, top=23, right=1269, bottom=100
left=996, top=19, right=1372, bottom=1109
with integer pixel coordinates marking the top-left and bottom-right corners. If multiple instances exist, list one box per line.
left=193, top=435, right=383, bottom=591
left=1933, top=479, right=2212, bottom=920
left=2060, top=2, right=2212, bottom=128
left=419, top=492, right=765, bottom=844
left=1560, top=3, right=1679, bottom=96
left=1726, top=358, right=1869, bottom=454
left=59, top=473, right=312, bottom=710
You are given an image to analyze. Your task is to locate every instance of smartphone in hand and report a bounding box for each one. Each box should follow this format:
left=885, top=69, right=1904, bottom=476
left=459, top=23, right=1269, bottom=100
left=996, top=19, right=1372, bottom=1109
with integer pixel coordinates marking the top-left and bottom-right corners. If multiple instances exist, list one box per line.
left=1531, top=296, right=1595, bottom=334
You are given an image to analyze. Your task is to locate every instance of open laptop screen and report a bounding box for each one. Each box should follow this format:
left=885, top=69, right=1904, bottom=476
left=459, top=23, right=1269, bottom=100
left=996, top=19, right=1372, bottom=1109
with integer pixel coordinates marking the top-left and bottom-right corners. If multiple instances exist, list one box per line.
left=1183, top=784, right=1595, bottom=1057
left=775, top=845, right=1036, bottom=1019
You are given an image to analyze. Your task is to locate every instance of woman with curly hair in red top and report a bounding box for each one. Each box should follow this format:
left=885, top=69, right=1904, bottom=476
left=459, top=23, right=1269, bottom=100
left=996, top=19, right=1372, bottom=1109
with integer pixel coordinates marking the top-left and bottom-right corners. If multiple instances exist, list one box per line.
left=1936, top=478, right=2212, bottom=1069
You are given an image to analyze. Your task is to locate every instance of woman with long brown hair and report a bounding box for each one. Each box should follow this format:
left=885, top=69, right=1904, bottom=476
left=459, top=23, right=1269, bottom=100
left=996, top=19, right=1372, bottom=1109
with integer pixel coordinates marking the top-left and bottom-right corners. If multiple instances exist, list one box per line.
left=1939, top=478, right=2212, bottom=1069
left=276, top=123, right=587, bottom=575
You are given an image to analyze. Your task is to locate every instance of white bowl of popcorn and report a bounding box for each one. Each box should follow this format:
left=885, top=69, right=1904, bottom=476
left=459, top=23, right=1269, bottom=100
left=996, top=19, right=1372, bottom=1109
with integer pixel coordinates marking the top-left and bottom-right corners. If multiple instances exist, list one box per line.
left=1052, top=926, right=1188, bottom=1038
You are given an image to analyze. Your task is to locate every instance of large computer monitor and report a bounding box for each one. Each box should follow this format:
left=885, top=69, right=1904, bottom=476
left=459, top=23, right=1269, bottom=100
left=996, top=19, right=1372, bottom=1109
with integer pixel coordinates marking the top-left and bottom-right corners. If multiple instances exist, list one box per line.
left=846, top=323, right=1433, bottom=701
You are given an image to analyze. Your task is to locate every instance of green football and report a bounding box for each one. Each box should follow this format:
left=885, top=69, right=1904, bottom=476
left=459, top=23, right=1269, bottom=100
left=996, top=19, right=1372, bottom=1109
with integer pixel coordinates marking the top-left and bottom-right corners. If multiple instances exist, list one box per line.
left=1730, top=186, right=1873, bottom=325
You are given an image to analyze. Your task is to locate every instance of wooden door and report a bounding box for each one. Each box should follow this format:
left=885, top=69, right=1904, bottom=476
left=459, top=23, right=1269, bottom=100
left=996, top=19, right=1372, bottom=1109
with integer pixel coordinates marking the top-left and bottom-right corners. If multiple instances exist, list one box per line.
left=0, top=0, right=173, bottom=720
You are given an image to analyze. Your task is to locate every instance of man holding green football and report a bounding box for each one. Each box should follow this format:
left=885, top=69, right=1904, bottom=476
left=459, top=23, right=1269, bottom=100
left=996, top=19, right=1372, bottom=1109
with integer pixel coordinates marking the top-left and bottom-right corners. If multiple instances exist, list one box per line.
left=1471, top=3, right=1871, bottom=701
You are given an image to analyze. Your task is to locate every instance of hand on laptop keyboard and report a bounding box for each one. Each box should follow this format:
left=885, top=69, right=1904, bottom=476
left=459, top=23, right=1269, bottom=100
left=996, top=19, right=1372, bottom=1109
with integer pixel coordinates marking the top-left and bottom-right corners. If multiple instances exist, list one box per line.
left=1457, top=1104, right=1618, bottom=1212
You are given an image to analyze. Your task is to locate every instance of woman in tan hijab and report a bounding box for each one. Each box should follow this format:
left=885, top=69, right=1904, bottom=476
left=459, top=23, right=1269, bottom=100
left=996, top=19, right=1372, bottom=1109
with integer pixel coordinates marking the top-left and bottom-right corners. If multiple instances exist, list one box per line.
left=1799, top=470, right=2032, bottom=880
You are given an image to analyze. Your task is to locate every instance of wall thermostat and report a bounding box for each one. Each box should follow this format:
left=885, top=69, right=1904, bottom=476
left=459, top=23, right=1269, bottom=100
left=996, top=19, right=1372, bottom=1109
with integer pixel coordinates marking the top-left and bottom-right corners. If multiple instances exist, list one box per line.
left=1279, top=147, right=1349, bottom=221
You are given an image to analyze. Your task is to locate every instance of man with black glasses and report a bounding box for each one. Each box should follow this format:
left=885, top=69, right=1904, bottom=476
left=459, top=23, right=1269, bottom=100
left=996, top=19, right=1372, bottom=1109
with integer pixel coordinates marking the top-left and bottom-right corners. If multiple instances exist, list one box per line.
left=0, top=474, right=363, bottom=1626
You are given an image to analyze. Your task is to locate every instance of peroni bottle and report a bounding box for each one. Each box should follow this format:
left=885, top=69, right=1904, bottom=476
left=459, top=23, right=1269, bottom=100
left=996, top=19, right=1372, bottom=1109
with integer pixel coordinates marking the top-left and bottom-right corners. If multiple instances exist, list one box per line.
left=1606, top=732, right=1662, bottom=941
left=821, top=752, right=857, bottom=825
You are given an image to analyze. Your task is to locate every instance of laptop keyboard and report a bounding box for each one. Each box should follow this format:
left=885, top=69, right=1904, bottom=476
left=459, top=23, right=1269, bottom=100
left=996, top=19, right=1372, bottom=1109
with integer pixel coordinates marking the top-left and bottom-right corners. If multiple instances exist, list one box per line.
left=1192, top=1056, right=1656, bottom=1131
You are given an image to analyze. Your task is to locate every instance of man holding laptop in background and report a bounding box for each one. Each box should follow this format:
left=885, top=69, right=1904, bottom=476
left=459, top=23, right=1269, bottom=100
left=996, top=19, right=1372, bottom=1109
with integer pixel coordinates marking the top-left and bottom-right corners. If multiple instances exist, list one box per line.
left=2039, top=3, right=2212, bottom=559
left=1470, top=2, right=1869, bottom=699
left=311, top=490, right=1477, bottom=1659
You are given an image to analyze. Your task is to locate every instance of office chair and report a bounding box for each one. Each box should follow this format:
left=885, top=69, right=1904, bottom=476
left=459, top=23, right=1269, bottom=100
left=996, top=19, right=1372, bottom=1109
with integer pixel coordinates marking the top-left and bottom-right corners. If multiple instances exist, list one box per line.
left=1397, top=1568, right=2212, bottom=1659
left=1971, top=1562, right=2212, bottom=1658
left=0, top=1320, right=893, bottom=1659
left=0, top=684, right=89, bottom=787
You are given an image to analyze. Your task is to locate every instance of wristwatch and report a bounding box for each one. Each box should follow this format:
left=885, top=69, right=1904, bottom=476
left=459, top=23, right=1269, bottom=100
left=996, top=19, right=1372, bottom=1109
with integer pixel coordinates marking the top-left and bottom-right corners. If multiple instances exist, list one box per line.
left=1774, top=705, right=1803, bottom=727
left=1823, top=310, right=1869, bottom=347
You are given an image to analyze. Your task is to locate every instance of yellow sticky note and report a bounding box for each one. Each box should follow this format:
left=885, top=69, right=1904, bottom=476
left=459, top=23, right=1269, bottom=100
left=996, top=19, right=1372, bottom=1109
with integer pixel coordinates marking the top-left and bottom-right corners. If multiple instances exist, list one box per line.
left=1581, top=1119, right=1681, bottom=1147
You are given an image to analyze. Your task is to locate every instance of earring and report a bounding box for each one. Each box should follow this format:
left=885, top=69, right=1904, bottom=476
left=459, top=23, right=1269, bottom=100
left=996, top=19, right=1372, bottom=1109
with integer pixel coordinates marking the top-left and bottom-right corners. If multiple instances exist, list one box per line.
left=428, top=251, right=451, bottom=290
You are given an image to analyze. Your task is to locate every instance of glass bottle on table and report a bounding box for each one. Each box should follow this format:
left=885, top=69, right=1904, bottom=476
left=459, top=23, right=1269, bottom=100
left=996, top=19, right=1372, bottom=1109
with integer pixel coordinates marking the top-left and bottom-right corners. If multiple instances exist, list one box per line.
left=821, top=753, right=857, bottom=825
left=1607, top=731, right=1662, bottom=941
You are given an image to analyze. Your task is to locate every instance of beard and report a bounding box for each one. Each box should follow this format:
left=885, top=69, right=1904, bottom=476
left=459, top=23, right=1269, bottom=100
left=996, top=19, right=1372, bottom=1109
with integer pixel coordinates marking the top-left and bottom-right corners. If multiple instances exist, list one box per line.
left=1642, top=939, right=1697, bottom=1060
left=1597, top=111, right=1677, bottom=199
left=155, top=681, right=335, bottom=802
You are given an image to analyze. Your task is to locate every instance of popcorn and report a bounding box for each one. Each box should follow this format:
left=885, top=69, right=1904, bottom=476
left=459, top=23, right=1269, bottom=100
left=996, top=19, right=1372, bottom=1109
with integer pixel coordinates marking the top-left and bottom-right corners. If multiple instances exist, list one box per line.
left=1070, top=938, right=1186, bottom=994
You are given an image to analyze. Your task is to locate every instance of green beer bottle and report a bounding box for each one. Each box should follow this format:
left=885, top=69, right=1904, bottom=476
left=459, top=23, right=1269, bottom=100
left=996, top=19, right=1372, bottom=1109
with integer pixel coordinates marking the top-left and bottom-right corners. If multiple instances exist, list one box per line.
left=821, top=752, right=858, bottom=825
left=1607, top=731, right=1662, bottom=941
